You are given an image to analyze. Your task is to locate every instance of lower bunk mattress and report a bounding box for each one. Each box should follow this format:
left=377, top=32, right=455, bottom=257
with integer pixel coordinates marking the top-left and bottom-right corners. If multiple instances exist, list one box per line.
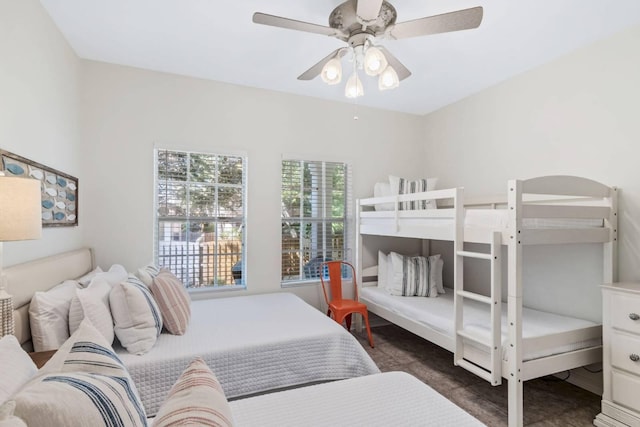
left=229, top=371, right=485, bottom=427
left=115, top=292, right=380, bottom=416
left=360, top=287, right=600, bottom=361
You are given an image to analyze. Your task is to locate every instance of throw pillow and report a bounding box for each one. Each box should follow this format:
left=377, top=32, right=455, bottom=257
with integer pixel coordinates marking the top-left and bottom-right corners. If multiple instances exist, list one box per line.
left=389, top=176, right=438, bottom=210
left=137, top=263, right=161, bottom=287
left=388, top=252, right=438, bottom=297
left=12, top=320, right=147, bottom=427
left=0, top=335, right=37, bottom=405
left=75, top=266, right=104, bottom=288
left=153, top=357, right=234, bottom=427
left=110, top=275, right=163, bottom=354
left=149, top=269, right=191, bottom=335
left=29, top=280, right=81, bottom=351
left=68, top=277, right=114, bottom=343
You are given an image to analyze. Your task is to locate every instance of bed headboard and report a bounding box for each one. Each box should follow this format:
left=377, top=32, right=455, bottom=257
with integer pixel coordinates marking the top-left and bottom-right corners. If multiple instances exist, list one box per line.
left=5, top=247, right=94, bottom=350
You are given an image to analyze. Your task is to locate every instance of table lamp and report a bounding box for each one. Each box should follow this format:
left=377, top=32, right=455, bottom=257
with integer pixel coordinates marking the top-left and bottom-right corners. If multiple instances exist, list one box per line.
left=0, top=173, right=42, bottom=337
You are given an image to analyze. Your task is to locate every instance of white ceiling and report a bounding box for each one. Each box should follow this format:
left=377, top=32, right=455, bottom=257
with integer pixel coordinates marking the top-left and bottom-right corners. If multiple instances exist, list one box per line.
left=40, top=0, right=640, bottom=115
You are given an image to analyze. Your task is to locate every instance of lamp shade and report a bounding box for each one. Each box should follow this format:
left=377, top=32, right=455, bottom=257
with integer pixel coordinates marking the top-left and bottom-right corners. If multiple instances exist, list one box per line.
left=0, top=176, right=42, bottom=241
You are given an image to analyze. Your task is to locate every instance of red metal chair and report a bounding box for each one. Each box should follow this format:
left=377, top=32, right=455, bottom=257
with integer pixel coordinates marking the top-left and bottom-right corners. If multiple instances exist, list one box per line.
left=320, top=261, right=374, bottom=348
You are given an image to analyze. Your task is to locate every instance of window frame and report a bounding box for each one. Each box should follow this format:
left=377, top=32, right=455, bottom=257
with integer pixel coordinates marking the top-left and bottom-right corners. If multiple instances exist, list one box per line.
left=153, top=146, right=248, bottom=292
left=280, top=155, right=353, bottom=287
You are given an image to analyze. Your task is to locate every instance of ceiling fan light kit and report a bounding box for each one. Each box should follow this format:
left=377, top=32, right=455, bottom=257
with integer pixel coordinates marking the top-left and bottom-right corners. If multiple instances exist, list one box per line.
left=253, top=0, right=483, bottom=98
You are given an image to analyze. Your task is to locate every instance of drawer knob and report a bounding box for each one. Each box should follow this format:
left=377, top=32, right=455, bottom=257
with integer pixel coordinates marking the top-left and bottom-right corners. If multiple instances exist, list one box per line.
left=631, top=354, right=640, bottom=362
left=630, top=313, right=640, bottom=321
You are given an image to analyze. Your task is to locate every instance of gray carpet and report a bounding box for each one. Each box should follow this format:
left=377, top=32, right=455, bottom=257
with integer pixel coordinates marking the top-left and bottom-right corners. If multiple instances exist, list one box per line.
left=354, top=324, right=601, bottom=427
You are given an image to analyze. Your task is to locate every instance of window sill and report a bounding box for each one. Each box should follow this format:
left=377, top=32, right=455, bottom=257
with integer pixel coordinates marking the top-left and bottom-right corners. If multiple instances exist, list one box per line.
left=188, top=284, right=246, bottom=300
left=281, top=279, right=321, bottom=288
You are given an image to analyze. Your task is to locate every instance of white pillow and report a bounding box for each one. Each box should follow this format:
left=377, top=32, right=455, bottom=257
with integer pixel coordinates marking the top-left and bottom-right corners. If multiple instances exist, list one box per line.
left=389, top=175, right=438, bottom=210
left=431, top=255, right=445, bottom=294
left=29, top=280, right=80, bottom=352
left=373, top=182, right=394, bottom=211
left=75, top=266, right=103, bottom=288
left=10, top=320, right=147, bottom=427
left=68, top=277, right=114, bottom=343
left=94, top=264, right=128, bottom=287
left=110, top=275, right=163, bottom=355
left=388, top=252, right=438, bottom=298
left=136, top=263, right=161, bottom=287
left=0, top=335, right=37, bottom=405
left=377, top=251, right=387, bottom=288
left=0, top=401, right=27, bottom=426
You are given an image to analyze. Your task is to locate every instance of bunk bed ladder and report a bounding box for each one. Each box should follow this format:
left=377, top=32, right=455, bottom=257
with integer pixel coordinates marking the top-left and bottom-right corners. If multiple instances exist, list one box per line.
left=454, top=231, right=502, bottom=386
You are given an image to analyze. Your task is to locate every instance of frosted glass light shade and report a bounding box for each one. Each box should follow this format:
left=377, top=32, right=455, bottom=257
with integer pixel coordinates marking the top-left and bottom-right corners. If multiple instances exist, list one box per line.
left=345, top=72, right=364, bottom=98
left=321, top=58, right=342, bottom=85
left=378, top=65, right=400, bottom=91
left=0, top=176, right=42, bottom=241
left=364, top=46, right=388, bottom=76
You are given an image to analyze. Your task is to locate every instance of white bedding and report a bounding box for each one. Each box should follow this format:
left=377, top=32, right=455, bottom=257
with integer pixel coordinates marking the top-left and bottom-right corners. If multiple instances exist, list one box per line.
left=116, top=292, right=380, bottom=416
left=360, top=287, right=600, bottom=361
left=364, top=208, right=603, bottom=229
left=229, top=371, right=485, bottom=427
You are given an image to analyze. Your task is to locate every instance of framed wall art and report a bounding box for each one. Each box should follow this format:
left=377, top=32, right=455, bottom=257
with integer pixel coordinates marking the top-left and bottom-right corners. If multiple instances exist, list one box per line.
left=0, top=149, right=78, bottom=227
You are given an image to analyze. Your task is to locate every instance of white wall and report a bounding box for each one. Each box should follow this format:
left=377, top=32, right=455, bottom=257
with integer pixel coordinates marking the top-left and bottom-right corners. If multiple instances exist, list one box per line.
left=78, top=61, right=424, bottom=307
left=422, top=24, right=640, bottom=323
left=0, top=0, right=82, bottom=267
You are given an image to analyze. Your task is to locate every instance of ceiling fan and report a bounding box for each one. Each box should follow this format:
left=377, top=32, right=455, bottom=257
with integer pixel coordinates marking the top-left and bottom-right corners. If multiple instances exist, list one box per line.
left=253, top=0, right=483, bottom=98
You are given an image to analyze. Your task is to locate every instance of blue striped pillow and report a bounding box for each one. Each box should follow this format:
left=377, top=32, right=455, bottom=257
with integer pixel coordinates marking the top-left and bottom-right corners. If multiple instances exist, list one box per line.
left=110, top=275, right=163, bottom=355
left=11, top=320, right=148, bottom=426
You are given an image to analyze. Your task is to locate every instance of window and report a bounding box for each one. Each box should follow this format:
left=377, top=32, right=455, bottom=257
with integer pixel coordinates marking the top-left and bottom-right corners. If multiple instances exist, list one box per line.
left=281, top=158, right=351, bottom=283
left=155, top=149, right=246, bottom=289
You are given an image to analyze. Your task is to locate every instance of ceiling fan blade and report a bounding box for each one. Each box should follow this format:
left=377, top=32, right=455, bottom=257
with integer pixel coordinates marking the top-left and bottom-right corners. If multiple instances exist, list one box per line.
left=298, top=48, right=347, bottom=81
left=379, top=47, right=411, bottom=81
left=356, top=0, right=384, bottom=22
left=253, top=12, right=338, bottom=37
left=389, top=6, right=483, bottom=40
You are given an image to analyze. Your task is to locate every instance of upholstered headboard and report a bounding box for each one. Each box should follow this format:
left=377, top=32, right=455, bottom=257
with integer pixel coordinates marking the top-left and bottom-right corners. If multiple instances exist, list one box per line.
left=5, top=247, right=94, bottom=350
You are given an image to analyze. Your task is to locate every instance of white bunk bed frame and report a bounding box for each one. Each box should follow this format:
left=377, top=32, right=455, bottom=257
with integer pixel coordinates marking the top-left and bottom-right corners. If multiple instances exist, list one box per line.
left=355, top=175, right=617, bottom=427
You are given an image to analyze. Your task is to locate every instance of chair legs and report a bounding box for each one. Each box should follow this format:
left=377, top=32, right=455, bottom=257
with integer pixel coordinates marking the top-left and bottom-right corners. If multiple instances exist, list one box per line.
left=329, top=310, right=375, bottom=348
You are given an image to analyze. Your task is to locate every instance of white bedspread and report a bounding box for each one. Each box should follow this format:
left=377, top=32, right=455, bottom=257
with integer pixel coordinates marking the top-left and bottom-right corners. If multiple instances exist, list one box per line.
left=116, top=292, right=380, bottom=416
left=361, top=287, right=600, bottom=361
left=230, top=371, right=485, bottom=427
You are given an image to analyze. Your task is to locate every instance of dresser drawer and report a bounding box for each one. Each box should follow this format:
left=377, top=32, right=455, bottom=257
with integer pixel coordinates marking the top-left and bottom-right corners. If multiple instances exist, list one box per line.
left=611, top=292, right=640, bottom=334
left=611, top=332, right=640, bottom=376
left=612, top=370, right=640, bottom=412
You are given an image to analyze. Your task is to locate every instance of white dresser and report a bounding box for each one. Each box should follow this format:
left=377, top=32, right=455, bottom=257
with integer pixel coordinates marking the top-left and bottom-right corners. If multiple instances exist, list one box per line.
left=595, top=283, right=640, bottom=427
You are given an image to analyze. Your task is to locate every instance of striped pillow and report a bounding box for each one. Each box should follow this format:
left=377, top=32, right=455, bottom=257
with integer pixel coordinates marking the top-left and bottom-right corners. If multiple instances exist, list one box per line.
left=110, top=275, right=163, bottom=355
left=11, top=320, right=147, bottom=427
left=388, top=252, right=438, bottom=298
left=137, top=263, right=161, bottom=286
left=389, top=175, right=438, bottom=210
left=154, top=357, right=234, bottom=427
left=149, top=269, right=191, bottom=335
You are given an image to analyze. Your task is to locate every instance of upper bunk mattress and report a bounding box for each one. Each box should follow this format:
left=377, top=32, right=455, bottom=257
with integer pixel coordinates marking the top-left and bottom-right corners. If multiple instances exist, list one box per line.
left=360, top=287, right=600, bottom=362
left=116, top=292, right=380, bottom=416
left=363, top=208, right=603, bottom=230
left=230, top=371, right=485, bottom=427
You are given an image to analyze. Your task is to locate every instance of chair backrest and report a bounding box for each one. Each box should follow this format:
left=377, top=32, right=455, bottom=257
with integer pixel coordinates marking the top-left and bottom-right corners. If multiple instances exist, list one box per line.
left=319, top=261, right=357, bottom=305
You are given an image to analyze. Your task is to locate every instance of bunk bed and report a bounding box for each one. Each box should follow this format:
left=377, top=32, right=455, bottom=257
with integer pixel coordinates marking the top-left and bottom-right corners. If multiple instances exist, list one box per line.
left=355, top=175, right=618, bottom=427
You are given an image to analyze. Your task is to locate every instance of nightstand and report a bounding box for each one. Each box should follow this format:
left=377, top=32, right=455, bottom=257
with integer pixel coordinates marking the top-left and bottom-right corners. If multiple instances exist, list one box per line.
left=594, top=283, right=640, bottom=427
left=28, top=349, right=56, bottom=369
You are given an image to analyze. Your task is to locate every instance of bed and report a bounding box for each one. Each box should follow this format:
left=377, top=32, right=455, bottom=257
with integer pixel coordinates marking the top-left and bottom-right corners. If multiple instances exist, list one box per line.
left=5, top=248, right=380, bottom=416
left=227, top=371, right=485, bottom=427
left=355, top=175, right=617, bottom=427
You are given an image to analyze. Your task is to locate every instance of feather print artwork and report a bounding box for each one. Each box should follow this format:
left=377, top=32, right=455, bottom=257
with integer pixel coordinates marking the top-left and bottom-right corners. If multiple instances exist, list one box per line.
left=57, top=177, right=67, bottom=187
left=5, top=163, right=25, bottom=175
left=67, top=203, right=76, bottom=211
left=42, top=200, right=54, bottom=209
left=67, top=214, right=76, bottom=221
left=58, top=190, right=66, bottom=199
left=54, top=199, right=66, bottom=210
left=67, top=182, right=77, bottom=191
left=45, top=172, right=56, bottom=184
left=28, top=165, right=44, bottom=180
left=42, top=211, right=53, bottom=220
left=66, top=193, right=76, bottom=201
left=53, top=212, right=65, bottom=221
left=44, top=185, right=57, bottom=197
